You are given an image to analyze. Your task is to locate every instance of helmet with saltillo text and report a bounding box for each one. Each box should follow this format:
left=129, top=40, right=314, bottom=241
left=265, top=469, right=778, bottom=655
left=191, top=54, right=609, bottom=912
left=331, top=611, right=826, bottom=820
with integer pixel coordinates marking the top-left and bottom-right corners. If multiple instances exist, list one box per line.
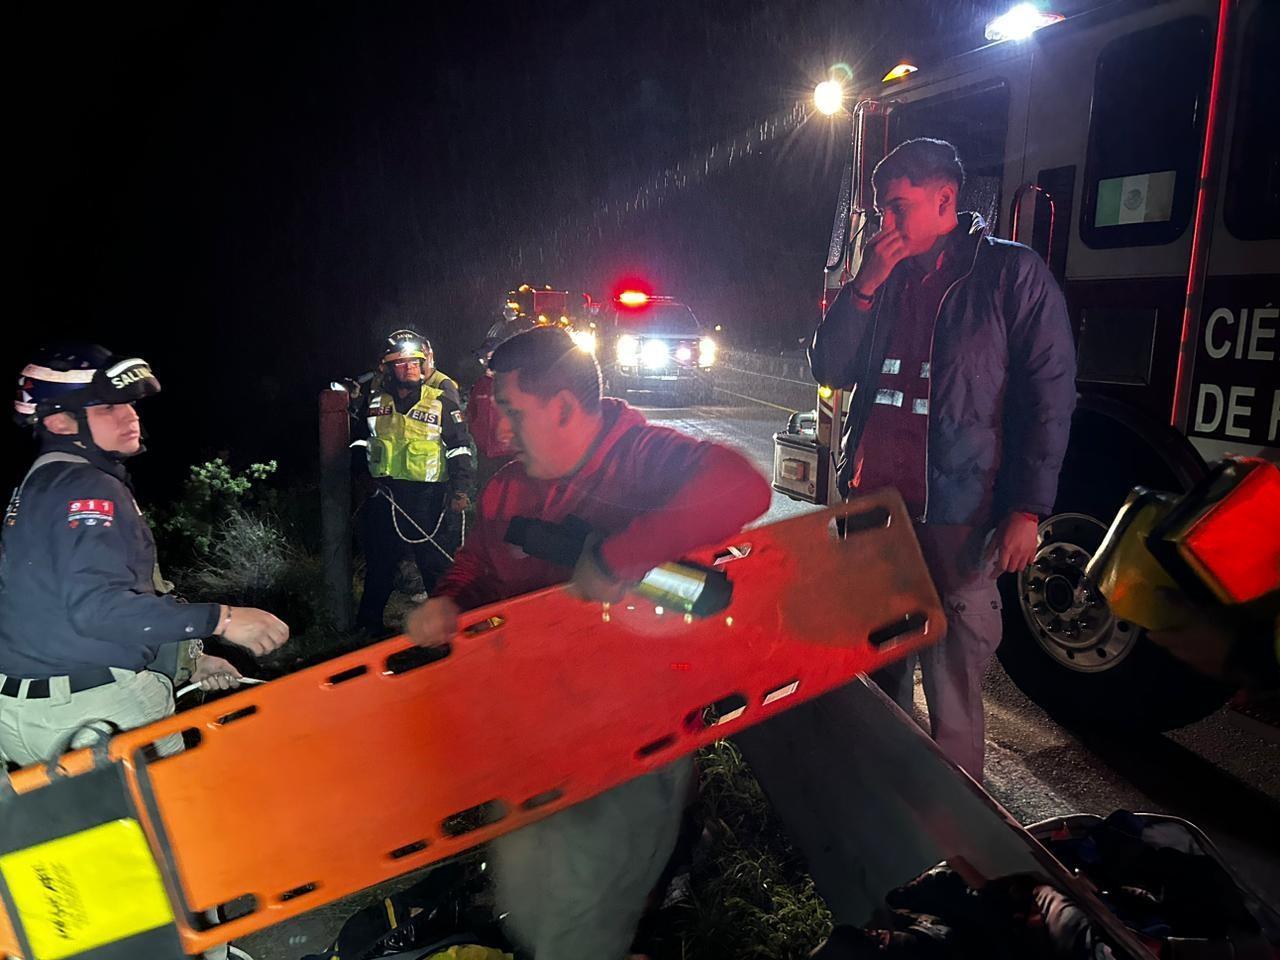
left=14, top=342, right=160, bottom=426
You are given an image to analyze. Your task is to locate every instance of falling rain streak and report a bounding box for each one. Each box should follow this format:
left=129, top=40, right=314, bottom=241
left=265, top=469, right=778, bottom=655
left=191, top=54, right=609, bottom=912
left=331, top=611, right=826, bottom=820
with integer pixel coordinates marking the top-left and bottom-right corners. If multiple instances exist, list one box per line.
left=496, top=100, right=812, bottom=279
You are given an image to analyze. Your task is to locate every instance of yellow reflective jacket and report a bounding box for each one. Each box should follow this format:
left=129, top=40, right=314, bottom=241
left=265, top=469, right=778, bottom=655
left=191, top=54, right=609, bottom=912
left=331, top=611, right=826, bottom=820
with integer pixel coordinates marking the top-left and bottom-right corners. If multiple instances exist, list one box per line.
left=366, top=371, right=462, bottom=483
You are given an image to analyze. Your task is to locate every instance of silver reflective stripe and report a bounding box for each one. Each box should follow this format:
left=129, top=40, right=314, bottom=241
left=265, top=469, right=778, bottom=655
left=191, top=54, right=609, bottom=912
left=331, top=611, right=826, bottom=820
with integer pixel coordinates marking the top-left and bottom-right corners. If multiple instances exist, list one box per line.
left=104, top=357, right=148, bottom=378
left=445, top=447, right=471, bottom=459
left=881, top=358, right=901, bottom=375
left=874, top=389, right=904, bottom=407
left=21, top=363, right=95, bottom=384
left=919, top=362, right=931, bottom=379
left=913, top=398, right=929, bottom=415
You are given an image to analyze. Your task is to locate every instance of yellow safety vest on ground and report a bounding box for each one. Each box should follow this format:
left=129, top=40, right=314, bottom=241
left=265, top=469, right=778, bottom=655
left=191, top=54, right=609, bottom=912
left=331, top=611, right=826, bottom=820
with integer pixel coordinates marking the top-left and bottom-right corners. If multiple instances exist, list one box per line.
left=366, top=376, right=453, bottom=482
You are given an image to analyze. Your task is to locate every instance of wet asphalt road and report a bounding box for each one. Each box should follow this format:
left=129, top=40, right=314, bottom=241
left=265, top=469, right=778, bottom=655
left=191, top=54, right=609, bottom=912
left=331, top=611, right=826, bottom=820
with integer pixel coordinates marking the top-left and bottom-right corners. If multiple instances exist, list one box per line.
left=240, top=394, right=1278, bottom=959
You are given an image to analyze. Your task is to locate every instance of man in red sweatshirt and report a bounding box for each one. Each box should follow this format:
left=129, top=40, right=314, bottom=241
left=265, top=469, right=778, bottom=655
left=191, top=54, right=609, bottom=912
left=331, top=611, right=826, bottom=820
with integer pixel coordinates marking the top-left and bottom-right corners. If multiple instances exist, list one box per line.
left=408, top=325, right=771, bottom=960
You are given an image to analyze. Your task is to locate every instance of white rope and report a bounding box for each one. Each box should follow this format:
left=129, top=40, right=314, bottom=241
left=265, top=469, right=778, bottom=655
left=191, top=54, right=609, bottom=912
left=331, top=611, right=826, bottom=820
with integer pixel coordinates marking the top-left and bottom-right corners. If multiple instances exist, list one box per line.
left=175, top=677, right=265, bottom=699
left=375, top=486, right=468, bottom=562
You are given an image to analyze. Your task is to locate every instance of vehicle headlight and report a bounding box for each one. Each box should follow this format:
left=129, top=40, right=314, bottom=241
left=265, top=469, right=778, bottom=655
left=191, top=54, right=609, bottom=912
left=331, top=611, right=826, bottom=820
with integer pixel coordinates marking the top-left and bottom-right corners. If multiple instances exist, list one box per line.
left=617, top=334, right=640, bottom=366
left=675, top=345, right=693, bottom=363
left=699, top=337, right=717, bottom=368
left=641, top=339, right=669, bottom=369
left=570, top=329, right=596, bottom=354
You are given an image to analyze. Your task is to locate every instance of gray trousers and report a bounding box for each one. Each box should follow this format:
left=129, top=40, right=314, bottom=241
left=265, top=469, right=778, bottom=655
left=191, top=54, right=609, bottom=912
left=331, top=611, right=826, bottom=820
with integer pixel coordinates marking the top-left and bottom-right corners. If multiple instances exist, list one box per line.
left=0, top=668, right=181, bottom=767
left=873, top=580, right=1003, bottom=780
left=873, top=523, right=1004, bottom=781
left=493, top=755, right=693, bottom=960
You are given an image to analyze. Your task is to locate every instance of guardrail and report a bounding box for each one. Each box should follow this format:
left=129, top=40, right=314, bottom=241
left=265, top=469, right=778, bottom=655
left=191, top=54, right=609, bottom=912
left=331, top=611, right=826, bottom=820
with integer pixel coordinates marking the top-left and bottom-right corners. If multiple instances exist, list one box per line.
left=712, top=348, right=817, bottom=413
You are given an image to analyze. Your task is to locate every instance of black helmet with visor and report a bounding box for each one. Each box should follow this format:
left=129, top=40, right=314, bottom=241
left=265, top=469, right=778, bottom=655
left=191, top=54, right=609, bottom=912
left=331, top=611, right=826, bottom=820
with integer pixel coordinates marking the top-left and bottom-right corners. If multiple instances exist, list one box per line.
left=15, top=343, right=161, bottom=427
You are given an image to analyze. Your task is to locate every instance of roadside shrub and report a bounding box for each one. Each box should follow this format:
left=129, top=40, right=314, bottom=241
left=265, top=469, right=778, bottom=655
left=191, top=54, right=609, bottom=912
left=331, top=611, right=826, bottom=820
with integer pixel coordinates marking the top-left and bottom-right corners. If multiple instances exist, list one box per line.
left=156, top=458, right=280, bottom=565
left=184, top=507, right=294, bottom=606
left=155, top=458, right=347, bottom=667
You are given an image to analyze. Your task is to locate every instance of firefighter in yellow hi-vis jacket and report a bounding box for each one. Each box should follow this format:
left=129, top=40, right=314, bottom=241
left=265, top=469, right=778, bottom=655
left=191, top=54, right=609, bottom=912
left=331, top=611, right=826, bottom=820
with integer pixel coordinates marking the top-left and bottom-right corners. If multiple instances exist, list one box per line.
left=356, top=330, right=475, bottom=633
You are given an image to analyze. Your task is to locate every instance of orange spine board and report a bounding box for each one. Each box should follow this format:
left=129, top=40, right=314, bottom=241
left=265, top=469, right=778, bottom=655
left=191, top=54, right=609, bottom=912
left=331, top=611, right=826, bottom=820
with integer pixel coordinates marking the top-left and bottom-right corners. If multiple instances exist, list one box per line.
left=2, top=492, right=942, bottom=957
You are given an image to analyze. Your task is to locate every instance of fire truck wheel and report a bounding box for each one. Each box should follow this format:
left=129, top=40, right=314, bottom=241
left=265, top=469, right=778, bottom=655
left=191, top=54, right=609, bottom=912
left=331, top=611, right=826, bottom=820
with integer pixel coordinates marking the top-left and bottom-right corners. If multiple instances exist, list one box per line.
left=996, top=407, right=1229, bottom=733
left=996, top=522, right=1230, bottom=733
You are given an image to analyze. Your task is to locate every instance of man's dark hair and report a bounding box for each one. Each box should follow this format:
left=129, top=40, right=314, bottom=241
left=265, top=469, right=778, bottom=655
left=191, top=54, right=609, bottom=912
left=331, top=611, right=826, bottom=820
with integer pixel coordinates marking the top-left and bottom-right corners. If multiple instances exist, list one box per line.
left=872, top=138, right=965, bottom=195
left=489, top=326, right=602, bottom=413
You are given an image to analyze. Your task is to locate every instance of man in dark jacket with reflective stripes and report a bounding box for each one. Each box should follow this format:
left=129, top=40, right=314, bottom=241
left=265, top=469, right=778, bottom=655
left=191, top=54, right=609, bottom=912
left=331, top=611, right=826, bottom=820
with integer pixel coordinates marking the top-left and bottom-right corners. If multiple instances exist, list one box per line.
left=809, top=139, right=1076, bottom=778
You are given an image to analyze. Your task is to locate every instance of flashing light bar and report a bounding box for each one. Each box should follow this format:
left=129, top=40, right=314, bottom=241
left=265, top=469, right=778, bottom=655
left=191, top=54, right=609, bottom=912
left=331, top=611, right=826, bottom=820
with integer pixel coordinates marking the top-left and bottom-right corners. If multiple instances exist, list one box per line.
left=617, top=290, right=650, bottom=307
left=984, top=4, right=1064, bottom=42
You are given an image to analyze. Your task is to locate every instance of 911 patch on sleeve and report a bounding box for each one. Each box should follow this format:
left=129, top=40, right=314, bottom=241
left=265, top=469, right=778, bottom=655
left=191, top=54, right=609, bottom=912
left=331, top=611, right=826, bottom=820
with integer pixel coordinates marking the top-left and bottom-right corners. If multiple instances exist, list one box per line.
left=67, top=499, right=115, bottom=528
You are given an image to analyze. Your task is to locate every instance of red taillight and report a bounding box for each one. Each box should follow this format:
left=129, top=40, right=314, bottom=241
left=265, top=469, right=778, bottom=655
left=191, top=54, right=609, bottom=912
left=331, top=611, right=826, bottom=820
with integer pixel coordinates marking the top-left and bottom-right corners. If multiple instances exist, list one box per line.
left=1178, top=459, right=1280, bottom=604
left=617, top=290, right=649, bottom=307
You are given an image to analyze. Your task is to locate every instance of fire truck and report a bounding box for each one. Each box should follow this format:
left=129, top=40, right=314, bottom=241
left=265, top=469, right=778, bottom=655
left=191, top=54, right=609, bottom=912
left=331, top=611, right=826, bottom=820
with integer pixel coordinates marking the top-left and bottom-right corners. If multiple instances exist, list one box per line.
left=498, top=283, right=597, bottom=354
left=772, top=0, right=1278, bottom=732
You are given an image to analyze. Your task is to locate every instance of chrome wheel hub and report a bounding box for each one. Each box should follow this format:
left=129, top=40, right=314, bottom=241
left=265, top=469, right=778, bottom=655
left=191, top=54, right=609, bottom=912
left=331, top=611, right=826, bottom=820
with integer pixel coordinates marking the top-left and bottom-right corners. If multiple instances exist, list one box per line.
left=1017, top=512, right=1139, bottom=673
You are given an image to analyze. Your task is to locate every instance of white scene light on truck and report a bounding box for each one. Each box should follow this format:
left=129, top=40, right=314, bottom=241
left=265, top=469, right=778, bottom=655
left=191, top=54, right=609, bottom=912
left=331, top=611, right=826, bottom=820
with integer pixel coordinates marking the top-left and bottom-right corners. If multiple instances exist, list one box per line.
left=699, top=337, right=717, bottom=368
left=676, top=345, right=693, bottom=363
left=984, top=3, right=1064, bottom=42
left=617, top=334, right=640, bottom=366
left=641, top=339, right=669, bottom=369
left=570, top=329, right=597, bottom=354
left=814, top=79, right=845, bottom=116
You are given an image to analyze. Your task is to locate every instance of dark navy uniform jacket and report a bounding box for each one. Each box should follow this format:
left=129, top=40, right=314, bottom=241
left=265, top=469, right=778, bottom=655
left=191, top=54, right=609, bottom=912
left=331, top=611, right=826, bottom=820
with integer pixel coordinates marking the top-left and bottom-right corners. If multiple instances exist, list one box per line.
left=0, top=436, right=220, bottom=678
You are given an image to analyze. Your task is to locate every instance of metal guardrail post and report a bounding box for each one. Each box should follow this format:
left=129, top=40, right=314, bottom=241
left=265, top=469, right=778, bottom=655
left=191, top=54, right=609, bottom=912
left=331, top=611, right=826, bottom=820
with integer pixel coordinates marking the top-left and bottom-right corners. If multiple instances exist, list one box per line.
left=319, top=387, right=353, bottom=630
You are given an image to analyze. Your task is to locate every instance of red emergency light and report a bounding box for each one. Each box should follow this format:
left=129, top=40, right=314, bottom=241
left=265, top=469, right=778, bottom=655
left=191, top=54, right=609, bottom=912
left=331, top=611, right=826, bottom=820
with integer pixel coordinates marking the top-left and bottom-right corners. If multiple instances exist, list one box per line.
left=617, top=290, right=650, bottom=307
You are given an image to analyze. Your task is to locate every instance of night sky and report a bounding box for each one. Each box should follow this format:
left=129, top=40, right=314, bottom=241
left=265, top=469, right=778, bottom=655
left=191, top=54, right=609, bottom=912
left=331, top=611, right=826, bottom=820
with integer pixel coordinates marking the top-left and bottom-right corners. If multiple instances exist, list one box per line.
left=13, top=0, right=1059, bottom=493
